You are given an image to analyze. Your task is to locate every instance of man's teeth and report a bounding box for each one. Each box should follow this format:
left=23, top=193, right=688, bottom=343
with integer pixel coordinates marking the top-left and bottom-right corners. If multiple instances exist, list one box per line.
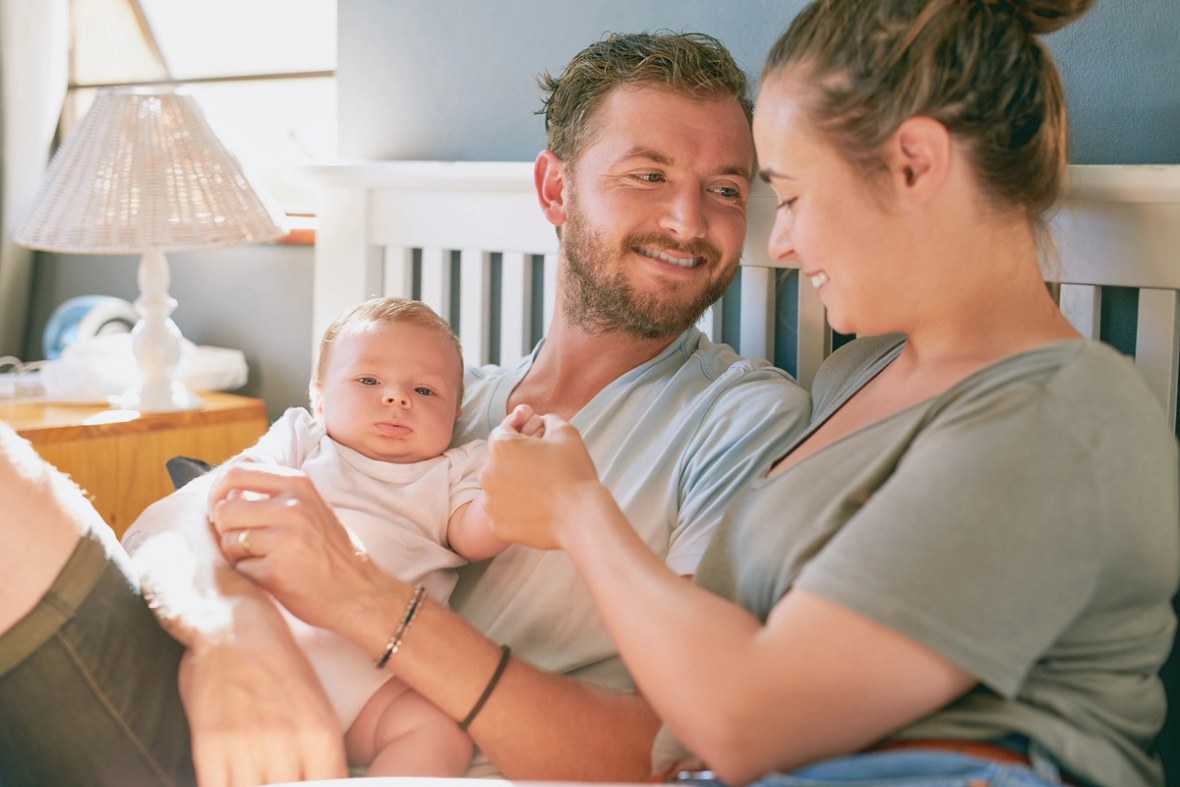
left=809, top=272, right=829, bottom=288
left=640, top=247, right=699, bottom=268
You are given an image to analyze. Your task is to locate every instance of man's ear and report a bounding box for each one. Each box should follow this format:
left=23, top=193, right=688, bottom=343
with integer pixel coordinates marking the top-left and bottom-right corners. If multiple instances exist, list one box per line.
left=534, top=149, right=568, bottom=226
left=889, top=116, right=951, bottom=200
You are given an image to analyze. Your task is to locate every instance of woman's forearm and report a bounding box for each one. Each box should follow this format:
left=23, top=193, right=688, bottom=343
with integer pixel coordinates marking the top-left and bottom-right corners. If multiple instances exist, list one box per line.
left=549, top=485, right=977, bottom=785
left=550, top=483, right=786, bottom=779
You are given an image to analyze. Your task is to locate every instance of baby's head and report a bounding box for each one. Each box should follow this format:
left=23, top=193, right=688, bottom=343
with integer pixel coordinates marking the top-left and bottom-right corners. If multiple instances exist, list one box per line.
left=311, top=298, right=465, bottom=463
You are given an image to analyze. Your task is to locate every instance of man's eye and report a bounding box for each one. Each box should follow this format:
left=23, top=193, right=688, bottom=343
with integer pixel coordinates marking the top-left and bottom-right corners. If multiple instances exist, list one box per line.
left=414, top=386, right=434, bottom=396
left=632, top=172, right=664, bottom=183
left=712, top=185, right=742, bottom=199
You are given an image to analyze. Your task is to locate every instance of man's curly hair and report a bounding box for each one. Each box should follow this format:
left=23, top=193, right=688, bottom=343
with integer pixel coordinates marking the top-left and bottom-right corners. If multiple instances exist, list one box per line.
left=538, top=31, right=752, bottom=164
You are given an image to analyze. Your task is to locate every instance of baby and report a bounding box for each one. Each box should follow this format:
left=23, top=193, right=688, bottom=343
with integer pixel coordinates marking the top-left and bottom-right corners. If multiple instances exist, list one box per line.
left=211, top=297, right=528, bottom=775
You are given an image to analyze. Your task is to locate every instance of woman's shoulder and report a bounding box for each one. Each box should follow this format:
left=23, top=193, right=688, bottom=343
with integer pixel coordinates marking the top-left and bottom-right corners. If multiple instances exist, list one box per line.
left=810, top=333, right=905, bottom=409
left=963, top=340, right=1160, bottom=416
left=1044, top=340, right=1175, bottom=442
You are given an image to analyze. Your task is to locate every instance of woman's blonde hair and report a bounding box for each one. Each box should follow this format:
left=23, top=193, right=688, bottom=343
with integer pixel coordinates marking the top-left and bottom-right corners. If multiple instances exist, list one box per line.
left=764, top=0, right=1093, bottom=230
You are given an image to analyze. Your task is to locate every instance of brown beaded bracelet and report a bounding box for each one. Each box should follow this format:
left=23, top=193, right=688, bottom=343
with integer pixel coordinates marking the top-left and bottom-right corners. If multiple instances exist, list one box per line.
left=374, top=583, right=426, bottom=669
left=457, top=644, right=511, bottom=731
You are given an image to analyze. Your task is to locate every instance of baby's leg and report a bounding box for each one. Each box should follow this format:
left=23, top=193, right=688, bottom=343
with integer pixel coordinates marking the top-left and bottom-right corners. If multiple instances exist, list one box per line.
left=346, top=676, right=473, bottom=776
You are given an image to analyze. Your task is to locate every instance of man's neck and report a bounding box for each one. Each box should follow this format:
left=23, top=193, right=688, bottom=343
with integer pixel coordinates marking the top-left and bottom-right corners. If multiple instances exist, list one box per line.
left=507, top=316, right=683, bottom=421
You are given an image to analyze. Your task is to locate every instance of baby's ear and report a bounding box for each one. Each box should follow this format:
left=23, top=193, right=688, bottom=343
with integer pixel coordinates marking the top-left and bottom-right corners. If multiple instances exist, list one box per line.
left=309, top=383, right=324, bottom=417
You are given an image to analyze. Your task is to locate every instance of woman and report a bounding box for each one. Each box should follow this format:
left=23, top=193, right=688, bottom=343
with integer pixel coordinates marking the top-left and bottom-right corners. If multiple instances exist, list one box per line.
left=480, top=1, right=1179, bottom=785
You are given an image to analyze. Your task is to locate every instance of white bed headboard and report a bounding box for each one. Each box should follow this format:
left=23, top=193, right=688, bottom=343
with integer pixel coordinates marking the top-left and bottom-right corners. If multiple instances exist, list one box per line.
left=309, top=161, right=1180, bottom=431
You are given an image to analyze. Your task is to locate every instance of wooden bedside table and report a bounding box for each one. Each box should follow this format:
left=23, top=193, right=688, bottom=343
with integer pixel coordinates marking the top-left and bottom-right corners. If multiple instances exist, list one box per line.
left=2, top=392, right=269, bottom=538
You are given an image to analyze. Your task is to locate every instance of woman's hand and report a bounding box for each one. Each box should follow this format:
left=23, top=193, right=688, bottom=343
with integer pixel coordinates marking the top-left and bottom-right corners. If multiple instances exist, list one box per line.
left=207, top=462, right=388, bottom=631
left=480, top=405, right=608, bottom=550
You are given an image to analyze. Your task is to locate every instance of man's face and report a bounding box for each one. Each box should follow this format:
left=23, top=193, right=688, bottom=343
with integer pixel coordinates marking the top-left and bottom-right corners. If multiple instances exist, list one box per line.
left=555, top=84, right=754, bottom=338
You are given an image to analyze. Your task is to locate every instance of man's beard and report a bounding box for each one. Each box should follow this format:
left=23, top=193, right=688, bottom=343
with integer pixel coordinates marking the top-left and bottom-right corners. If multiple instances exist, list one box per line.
left=560, top=205, right=739, bottom=340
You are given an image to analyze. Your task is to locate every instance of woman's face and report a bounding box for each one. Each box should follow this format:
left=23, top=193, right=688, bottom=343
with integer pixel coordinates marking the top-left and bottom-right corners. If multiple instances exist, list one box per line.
left=752, top=74, right=910, bottom=337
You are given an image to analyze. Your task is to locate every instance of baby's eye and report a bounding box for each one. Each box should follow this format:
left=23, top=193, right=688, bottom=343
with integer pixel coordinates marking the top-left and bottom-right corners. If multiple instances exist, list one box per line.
left=357, top=376, right=379, bottom=386
left=414, top=386, right=434, bottom=396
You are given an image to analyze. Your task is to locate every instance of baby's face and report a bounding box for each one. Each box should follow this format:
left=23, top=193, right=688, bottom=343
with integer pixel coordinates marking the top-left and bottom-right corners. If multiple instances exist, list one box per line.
left=315, top=321, right=462, bottom=463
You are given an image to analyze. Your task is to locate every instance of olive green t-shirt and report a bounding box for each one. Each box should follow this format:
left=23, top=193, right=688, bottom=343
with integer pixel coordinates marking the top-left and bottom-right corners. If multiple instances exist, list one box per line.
left=696, top=335, right=1179, bottom=787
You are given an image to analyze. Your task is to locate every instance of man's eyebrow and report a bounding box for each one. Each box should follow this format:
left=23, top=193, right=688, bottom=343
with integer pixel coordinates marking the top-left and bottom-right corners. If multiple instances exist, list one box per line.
left=620, top=148, right=752, bottom=181
left=620, top=148, right=673, bottom=166
left=718, top=164, right=754, bottom=182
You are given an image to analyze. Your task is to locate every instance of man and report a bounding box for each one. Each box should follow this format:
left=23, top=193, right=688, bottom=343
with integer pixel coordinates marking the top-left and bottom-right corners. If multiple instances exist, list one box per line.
left=0, top=32, right=809, bottom=787
left=445, top=31, right=811, bottom=776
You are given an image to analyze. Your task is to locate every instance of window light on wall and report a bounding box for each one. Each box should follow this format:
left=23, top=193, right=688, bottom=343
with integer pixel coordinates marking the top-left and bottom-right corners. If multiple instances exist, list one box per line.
left=65, top=0, right=337, bottom=220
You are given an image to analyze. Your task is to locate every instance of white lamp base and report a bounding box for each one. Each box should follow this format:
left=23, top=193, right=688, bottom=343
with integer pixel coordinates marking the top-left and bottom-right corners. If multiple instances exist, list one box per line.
left=114, top=381, right=203, bottom=412
left=121, top=249, right=202, bottom=412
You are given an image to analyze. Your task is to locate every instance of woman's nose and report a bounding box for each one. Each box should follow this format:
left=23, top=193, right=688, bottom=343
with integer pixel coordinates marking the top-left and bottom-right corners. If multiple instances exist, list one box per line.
left=767, top=213, right=796, bottom=263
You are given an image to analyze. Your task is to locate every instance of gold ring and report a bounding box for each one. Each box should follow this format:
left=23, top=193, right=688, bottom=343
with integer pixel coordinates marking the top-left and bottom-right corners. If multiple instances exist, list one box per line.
left=236, top=528, right=254, bottom=557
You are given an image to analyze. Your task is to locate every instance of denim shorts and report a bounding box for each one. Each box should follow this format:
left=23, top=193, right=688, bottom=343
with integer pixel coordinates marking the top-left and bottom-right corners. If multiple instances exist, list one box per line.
left=679, top=747, right=1078, bottom=787
left=0, top=530, right=195, bottom=787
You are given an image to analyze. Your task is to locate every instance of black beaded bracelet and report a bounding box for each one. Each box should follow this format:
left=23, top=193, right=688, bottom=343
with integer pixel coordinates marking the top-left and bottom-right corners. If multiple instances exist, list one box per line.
left=458, top=644, right=511, bottom=731
left=374, top=583, right=426, bottom=669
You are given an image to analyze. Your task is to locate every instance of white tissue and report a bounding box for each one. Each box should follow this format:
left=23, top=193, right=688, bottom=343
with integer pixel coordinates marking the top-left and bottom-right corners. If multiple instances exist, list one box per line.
left=39, top=333, right=248, bottom=402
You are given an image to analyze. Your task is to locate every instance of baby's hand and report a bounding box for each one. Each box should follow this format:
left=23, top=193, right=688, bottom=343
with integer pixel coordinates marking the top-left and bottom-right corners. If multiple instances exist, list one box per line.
left=502, top=403, right=545, bottom=437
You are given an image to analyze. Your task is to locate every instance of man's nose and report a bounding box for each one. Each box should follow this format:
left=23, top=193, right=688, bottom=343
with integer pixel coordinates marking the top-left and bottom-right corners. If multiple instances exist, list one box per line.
left=658, top=184, right=707, bottom=240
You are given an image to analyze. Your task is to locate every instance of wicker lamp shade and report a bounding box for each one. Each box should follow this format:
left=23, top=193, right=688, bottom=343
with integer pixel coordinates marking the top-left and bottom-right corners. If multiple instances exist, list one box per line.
left=16, top=86, right=286, bottom=412
left=16, top=86, right=285, bottom=252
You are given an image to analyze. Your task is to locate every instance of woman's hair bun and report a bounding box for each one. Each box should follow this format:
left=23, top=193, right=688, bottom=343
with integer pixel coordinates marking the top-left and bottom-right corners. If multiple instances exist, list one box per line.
left=1003, top=0, right=1095, bottom=35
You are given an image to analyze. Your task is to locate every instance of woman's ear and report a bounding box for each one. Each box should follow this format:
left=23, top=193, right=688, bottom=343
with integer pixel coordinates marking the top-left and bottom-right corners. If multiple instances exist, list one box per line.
left=534, top=149, right=568, bottom=226
left=889, top=116, right=952, bottom=200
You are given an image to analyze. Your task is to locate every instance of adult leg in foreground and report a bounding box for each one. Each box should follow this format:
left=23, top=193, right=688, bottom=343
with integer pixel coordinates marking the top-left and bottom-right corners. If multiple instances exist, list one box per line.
left=0, top=422, right=195, bottom=787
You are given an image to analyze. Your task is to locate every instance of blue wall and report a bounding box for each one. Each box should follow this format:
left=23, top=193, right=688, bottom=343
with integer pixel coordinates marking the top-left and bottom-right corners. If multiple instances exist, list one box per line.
left=338, top=0, right=1180, bottom=164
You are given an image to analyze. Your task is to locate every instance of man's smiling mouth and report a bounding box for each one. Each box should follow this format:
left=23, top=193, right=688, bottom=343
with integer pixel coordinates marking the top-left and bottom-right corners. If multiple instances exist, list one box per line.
left=636, top=246, right=704, bottom=268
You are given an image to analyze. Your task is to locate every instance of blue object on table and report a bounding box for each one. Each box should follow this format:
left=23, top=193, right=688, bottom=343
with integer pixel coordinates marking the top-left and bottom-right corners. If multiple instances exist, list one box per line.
left=42, top=295, right=137, bottom=360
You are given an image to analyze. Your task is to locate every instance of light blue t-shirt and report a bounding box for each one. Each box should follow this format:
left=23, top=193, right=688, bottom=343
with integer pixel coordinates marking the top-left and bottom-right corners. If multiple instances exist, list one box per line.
left=449, top=327, right=810, bottom=690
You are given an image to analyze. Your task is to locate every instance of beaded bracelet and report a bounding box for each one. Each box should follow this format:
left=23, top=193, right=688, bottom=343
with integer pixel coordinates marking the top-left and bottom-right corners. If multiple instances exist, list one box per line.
left=374, top=583, right=427, bottom=669
left=458, top=644, right=512, bottom=731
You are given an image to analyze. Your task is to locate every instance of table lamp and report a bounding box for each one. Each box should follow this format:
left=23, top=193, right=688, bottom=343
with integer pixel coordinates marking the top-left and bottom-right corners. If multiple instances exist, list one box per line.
left=16, top=86, right=285, bottom=411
